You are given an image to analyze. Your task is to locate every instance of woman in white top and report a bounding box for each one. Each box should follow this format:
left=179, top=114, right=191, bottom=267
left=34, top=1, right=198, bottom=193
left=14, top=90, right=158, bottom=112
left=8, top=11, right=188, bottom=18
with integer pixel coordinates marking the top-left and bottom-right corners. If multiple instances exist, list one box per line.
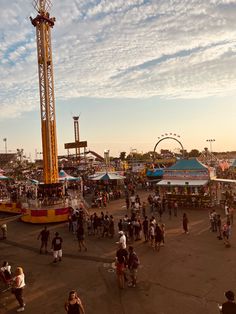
left=12, top=267, right=26, bottom=312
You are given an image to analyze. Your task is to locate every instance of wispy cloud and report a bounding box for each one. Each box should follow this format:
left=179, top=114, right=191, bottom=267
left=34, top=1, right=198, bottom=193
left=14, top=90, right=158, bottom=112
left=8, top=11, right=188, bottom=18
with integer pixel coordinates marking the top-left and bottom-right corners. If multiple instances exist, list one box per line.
left=1, top=0, right=236, bottom=118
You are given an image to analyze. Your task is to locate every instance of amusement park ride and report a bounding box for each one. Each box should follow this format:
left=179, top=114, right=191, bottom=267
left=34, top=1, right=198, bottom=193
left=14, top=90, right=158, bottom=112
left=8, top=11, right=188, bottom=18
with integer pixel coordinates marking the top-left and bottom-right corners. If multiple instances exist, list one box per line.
left=30, top=0, right=58, bottom=185
left=19, top=0, right=70, bottom=223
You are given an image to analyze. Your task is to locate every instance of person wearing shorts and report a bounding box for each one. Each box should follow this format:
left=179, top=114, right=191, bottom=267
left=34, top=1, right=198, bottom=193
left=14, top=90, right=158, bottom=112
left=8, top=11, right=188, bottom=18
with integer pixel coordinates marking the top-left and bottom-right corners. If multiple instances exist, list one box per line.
left=51, top=232, right=63, bottom=263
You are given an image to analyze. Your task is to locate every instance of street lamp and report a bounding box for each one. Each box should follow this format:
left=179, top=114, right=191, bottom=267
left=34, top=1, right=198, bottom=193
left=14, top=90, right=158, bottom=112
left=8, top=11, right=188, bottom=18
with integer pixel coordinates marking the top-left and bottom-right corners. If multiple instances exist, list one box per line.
left=3, top=138, right=7, bottom=153
left=206, top=139, right=215, bottom=153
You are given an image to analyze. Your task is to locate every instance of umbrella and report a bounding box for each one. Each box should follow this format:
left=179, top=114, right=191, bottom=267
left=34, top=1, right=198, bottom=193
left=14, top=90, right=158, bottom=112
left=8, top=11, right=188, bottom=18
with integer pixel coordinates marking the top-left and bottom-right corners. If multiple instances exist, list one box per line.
left=89, top=172, right=126, bottom=181
left=59, top=170, right=80, bottom=181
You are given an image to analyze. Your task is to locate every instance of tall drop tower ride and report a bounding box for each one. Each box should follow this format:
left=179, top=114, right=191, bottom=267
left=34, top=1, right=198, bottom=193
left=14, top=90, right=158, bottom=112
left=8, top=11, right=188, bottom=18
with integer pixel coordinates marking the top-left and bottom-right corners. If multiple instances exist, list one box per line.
left=30, top=0, right=58, bottom=184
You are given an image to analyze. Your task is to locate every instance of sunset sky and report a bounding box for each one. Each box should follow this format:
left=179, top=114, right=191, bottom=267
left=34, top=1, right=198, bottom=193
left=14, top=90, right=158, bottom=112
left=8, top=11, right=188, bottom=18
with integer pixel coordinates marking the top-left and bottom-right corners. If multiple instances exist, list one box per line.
left=0, top=0, right=236, bottom=159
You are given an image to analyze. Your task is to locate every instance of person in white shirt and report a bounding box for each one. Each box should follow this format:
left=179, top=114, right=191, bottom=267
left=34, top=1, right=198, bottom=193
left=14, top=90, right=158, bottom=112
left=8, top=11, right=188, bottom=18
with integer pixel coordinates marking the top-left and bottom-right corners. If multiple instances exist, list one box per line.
left=116, top=231, right=127, bottom=249
left=12, top=267, right=26, bottom=312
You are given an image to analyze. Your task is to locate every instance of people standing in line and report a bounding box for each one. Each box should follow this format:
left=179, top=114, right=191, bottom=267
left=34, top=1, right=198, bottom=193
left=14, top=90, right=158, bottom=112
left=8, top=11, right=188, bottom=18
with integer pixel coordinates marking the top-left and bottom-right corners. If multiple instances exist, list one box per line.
left=64, top=290, right=85, bottom=314
left=219, top=290, right=236, bottom=314
left=37, top=226, right=50, bottom=254
left=77, top=224, right=87, bottom=252
left=12, top=267, right=26, bottom=312
left=115, top=244, right=128, bottom=289
left=127, top=246, right=140, bottom=288
left=51, top=232, right=63, bottom=263
left=183, top=213, right=189, bottom=234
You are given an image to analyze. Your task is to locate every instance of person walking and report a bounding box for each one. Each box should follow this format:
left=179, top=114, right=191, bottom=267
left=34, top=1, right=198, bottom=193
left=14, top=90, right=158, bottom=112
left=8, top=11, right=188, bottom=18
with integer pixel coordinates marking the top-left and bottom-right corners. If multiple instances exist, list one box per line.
left=37, top=226, right=50, bottom=254
left=127, top=246, right=140, bottom=288
left=77, top=223, right=87, bottom=252
left=51, top=232, right=63, bottom=263
left=183, top=213, right=189, bottom=234
left=155, top=224, right=163, bottom=252
left=12, top=267, right=26, bottom=312
left=64, top=290, right=85, bottom=314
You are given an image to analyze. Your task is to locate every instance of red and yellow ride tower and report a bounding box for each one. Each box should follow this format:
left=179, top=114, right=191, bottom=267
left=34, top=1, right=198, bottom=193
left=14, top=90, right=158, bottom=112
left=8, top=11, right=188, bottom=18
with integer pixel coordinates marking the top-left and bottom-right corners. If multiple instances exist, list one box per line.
left=30, top=0, right=58, bottom=184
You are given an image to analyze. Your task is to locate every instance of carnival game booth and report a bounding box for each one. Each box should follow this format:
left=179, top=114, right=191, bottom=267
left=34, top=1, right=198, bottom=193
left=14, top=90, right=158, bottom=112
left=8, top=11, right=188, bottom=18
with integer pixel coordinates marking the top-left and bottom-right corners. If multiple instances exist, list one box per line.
left=157, top=159, right=211, bottom=208
left=88, top=172, right=126, bottom=206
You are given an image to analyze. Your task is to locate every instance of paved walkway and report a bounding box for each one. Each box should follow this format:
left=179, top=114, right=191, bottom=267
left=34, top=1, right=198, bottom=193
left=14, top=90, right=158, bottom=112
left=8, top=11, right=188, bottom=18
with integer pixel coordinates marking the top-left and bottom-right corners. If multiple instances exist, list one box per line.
left=1, top=191, right=236, bottom=314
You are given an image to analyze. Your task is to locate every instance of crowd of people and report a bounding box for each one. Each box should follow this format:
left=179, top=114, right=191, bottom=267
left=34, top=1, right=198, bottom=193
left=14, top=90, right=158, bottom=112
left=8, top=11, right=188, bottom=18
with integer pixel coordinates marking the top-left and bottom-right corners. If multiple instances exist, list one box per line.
left=1, top=185, right=236, bottom=313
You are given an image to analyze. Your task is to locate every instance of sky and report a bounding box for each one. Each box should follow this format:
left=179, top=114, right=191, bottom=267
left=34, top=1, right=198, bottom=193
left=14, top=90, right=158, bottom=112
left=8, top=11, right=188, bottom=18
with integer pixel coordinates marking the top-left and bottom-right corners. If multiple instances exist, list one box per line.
left=0, top=0, right=236, bottom=160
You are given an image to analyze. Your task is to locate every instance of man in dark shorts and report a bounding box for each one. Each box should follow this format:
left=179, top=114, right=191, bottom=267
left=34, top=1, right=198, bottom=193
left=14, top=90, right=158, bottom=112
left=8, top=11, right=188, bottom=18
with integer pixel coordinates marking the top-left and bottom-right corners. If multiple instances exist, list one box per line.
left=51, top=232, right=63, bottom=263
left=37, top=226, right=50, bottom=254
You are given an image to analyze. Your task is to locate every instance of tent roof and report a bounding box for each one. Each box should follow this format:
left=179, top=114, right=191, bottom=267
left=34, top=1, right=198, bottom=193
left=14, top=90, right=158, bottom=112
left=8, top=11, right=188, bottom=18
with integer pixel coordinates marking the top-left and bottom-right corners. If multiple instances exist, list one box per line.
left=59, top=170, right=80, bottom=181
left=167, top=159, right=208, bottom=171
left=146, top=169, right=164, bottom=177
left=89, top=172, right=125, bottom=181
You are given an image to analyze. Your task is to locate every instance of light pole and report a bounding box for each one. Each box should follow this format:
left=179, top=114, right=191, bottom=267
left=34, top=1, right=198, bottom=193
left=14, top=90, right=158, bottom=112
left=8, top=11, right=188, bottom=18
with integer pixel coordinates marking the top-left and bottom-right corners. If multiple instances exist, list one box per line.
left=3, top=138, right=7, bottom=153
left=206, top=139, right=215, bottom=153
